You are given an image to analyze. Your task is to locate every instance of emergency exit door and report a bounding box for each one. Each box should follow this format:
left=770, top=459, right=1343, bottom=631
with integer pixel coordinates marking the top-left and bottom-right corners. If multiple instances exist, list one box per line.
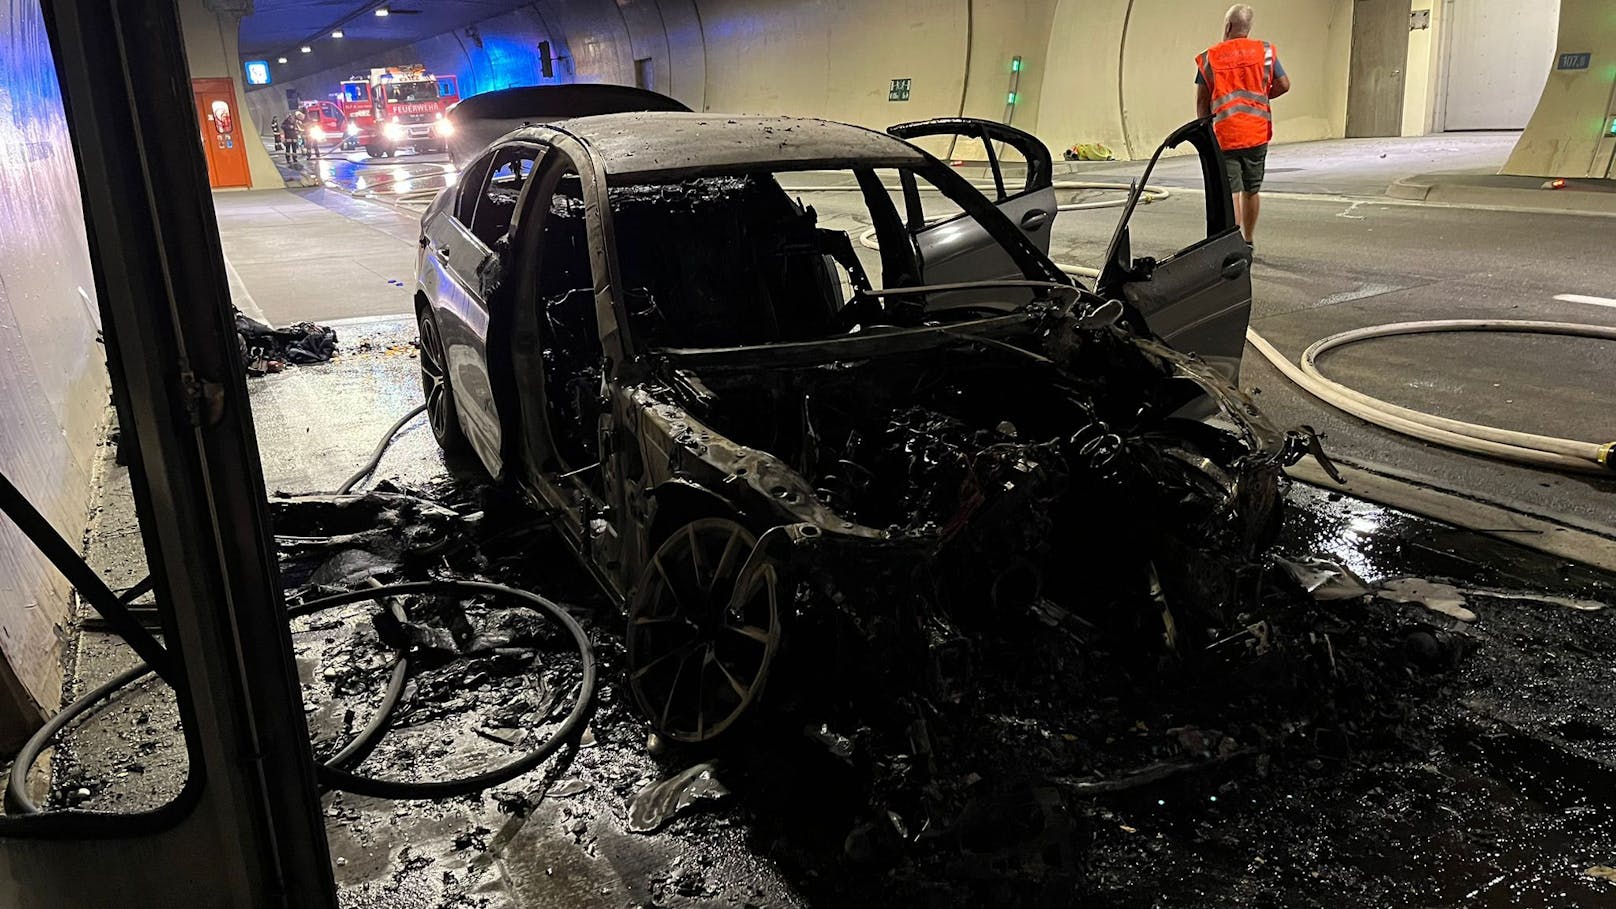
left=1345, top=0, right=1410, bottom=138
left=193, top=77, right=251, bottom=188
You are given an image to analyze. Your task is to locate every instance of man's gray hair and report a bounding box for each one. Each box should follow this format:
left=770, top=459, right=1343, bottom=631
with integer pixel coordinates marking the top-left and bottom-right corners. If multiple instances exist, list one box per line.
left=1225, top=4, right=1255, bottom=36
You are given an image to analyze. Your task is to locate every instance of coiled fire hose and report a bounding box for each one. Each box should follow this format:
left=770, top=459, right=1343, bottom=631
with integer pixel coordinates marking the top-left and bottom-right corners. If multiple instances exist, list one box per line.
left=1244, top=320, right=1616, bottom=475
left=3, top=407, right=597, bottom=815
left=1057, top=260, right=1616, bottom=475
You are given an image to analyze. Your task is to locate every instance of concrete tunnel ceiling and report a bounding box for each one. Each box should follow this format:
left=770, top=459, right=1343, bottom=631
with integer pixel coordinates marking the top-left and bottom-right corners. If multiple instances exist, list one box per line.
left=238, top=0, right=536, bottom=84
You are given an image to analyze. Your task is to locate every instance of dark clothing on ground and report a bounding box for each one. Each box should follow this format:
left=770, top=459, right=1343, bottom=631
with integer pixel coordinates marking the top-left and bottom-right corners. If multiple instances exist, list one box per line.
left=234, top=309, right=338, bottom=375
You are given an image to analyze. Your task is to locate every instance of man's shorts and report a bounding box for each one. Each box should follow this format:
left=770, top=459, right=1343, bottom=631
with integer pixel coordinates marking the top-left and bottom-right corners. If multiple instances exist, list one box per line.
left=1222, top=144, right=1268, bottom=194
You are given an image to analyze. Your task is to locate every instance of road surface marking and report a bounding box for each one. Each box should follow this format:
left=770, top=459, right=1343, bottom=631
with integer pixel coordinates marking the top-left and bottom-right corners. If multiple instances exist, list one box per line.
left=1318, top=283, right=1406, bottom=307
left=321, top=312, right=415, bottom=328
left=221, top=253, right=269, bottom=322
left=1554, top=293, right=1616, bottom=309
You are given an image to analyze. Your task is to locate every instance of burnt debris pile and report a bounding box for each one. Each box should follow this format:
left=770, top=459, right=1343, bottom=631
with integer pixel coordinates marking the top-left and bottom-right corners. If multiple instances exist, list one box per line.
left=266, top=474, right=1490, bottom=906
left=710, top=548, right=1478, bottom=906
left=269, top=479, right=602, bottom=798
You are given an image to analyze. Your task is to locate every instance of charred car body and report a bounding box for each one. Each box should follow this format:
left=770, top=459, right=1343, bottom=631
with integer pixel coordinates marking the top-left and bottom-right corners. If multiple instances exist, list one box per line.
left=416, top=112, right=1311, bottom=742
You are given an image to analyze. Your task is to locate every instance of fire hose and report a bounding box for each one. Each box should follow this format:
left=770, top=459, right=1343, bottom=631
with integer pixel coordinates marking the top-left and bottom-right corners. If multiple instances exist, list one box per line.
left=2, top=407, right=598, bottom=816
left=1055, top=260, right=1616, bottom=475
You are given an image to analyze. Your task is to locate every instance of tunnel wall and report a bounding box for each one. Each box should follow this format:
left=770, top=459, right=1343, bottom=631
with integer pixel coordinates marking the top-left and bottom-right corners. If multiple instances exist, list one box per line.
left=1400, top=0, right=1445, bottom=137
left=0, top=0, right=107, bottom=744
left=1503, top=0, right=1616, bottom=178
left=179, top=0, right=283, bottom=190
left=1038, top=0, right=1354, bottom=159
left=245, top=0, right=1355, bottom=162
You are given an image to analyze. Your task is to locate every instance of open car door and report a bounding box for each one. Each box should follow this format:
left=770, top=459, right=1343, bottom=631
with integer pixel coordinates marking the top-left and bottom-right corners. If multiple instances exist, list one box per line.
left=886, top=118, right=1056, bottom=286
left=1097, top=119, right=1250, bottom=383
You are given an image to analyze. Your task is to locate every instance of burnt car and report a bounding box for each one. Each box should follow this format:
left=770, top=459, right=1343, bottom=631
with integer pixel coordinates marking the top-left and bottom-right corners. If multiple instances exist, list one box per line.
left=415, top=112, right=1306, bottom=742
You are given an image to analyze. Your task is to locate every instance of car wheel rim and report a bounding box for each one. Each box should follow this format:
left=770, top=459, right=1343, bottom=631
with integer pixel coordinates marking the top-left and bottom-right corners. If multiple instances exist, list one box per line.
left=418, top=316, right=449, bottom=437
left=628, top=519, right=781, bottom=743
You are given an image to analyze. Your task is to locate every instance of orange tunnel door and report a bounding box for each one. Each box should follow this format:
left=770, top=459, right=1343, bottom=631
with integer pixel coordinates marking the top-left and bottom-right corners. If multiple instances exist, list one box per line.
left=193, top=78, right=250, bottom=189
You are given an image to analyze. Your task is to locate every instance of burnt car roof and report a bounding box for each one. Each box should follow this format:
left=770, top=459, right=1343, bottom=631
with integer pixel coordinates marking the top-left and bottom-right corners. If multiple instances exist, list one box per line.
left=525, top=112, right=929, bottom=183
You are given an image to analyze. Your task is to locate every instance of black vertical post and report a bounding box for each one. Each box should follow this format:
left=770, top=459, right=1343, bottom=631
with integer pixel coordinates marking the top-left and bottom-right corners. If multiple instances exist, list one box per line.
left=18, top=0, right=338, bottom=902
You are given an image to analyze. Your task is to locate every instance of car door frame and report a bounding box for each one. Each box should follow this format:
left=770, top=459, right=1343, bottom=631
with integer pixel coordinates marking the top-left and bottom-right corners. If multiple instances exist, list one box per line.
left=1096, top=118, right=1251, bottom=383
left=885, top=118, right=1059, bottom=302
left=499, top=130, right=632, bottom=594
left=422, top=141, right=547, bottom=477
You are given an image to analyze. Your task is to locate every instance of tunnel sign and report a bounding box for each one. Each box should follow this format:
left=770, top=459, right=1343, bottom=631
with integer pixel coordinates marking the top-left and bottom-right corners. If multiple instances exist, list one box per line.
left=889, top=78, right=912, bottom=102
left=1558, top=52, right=1591, bottom=71
left=244, top=60, right=272, bottom=85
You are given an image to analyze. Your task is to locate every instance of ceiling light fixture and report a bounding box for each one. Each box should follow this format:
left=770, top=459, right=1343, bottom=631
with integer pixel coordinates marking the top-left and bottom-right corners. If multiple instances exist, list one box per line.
left=300, top=45, right=312, bottom=53
left=277, top=56, right=288, bottom=63
left=331, top=29, right=344, bottom=37
left=374, top=7, right=390, bottom=15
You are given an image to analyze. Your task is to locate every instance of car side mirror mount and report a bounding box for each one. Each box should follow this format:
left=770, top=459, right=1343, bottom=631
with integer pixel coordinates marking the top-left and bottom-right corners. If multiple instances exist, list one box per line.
left=1075, top=299, right=1124, bottom=330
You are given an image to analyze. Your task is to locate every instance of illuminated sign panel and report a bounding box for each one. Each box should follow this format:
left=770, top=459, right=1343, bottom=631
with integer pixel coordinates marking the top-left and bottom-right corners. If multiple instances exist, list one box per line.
left=245, top=60, right=272, bottom=85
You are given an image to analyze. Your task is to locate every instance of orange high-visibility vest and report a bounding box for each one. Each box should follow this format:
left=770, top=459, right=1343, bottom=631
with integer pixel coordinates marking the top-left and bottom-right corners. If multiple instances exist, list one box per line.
left=1196, top=38, right=1277, bottom=150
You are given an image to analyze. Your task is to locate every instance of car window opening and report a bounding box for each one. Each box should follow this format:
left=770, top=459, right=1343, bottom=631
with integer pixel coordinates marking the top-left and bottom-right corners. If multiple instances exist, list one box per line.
left=470, top=149, right=539, bottom=247
left=526, top=161, right=1061, bottom=469
left=590, top=168, right=1046, bottom=353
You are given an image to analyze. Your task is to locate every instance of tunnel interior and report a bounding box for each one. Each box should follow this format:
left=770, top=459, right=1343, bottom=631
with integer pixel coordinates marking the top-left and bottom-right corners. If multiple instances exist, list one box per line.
left=0, top=0, right=1614, bottom=907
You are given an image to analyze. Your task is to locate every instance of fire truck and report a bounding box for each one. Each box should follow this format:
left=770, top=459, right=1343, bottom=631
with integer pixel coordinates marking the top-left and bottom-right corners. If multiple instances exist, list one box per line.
left=337, top=66, right=460, bottom=158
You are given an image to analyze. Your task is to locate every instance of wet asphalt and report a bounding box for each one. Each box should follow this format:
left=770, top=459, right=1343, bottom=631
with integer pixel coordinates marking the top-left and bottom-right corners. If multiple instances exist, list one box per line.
left=36, top=314, right=1616, bottom=908
left=26, top=134, right=1613, bottom=905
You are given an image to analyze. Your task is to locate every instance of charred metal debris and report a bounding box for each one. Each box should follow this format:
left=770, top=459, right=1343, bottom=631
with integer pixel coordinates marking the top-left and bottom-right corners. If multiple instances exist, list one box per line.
left=259, top=471, right=1480, bottom=905
left=617, top=296, right=1327, bottom=720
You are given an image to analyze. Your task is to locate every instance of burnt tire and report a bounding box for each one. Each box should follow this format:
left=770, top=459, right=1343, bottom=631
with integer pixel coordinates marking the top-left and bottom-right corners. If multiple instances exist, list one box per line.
left=627, top=518, right=783, bottom=744
left=417, top=308, right=469, bottom=455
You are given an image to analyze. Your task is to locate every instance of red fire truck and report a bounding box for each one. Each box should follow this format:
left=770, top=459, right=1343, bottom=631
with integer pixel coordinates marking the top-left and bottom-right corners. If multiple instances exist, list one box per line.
left=337, top=66, right=460, bottom=158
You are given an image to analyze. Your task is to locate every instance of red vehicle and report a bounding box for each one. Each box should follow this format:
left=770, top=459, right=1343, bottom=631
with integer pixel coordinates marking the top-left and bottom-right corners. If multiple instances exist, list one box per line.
left=340, top=66, right=459, bottom=158
left=298, top=100, right=349, bottom=153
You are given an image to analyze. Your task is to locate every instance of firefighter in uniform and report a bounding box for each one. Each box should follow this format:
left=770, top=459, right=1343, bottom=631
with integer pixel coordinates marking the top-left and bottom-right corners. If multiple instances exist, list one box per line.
left=1196, top=4, right=1291, bottom=250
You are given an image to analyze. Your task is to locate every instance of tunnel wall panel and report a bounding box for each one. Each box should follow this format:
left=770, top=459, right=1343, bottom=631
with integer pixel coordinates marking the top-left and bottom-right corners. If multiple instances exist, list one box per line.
left=245, top=0, right=1357, bottom=162
left=1043, top=0, right=1352, bottom=160
left=660, top=0, right=708, bottom=109
left=1503, top=0, right=1616, bottom=178
left=0, top=0, right=108, bottom=742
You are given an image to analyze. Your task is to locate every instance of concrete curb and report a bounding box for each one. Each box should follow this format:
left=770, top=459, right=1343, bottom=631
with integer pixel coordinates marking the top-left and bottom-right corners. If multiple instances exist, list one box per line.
left=1287, top=458, right=1616, bottom=575
left=1385, top=174, right=1616, bottom=215
left=1385, top=177, right=1432, bottom=201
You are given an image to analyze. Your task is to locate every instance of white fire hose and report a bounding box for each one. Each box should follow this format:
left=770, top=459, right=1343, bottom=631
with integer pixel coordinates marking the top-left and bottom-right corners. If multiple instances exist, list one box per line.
left=1055, top=262, right=1614, bottom=475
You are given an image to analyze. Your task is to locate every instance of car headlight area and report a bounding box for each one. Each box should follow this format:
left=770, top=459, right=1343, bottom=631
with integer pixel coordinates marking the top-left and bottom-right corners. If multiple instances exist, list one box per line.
left=382, top=122, right=404, bottom=141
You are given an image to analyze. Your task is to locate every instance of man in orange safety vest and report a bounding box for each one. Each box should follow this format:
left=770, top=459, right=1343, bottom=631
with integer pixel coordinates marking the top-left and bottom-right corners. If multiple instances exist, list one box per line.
left=1196, top=4, right=1291, bottom=251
